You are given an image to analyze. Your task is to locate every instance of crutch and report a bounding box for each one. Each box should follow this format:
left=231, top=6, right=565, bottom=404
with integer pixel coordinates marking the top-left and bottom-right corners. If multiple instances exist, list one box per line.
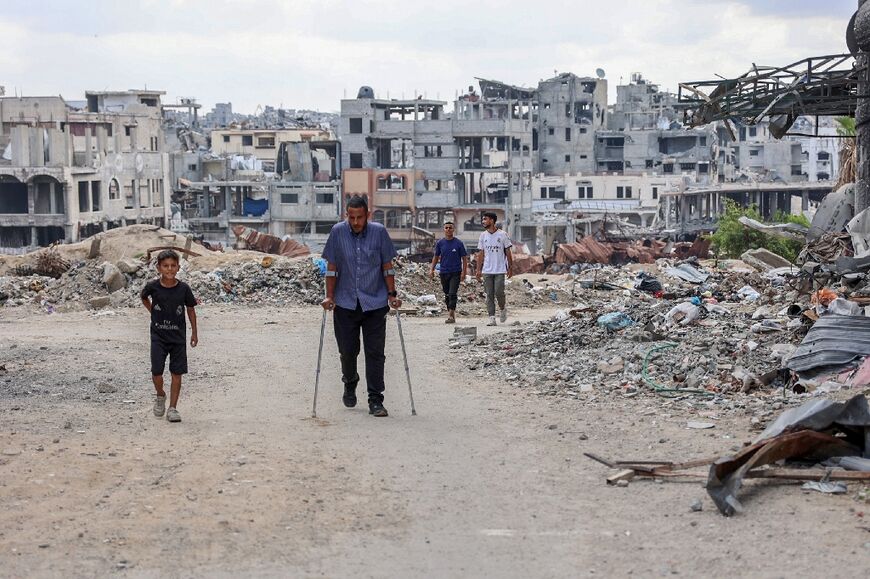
left=312, top=307, right=328, bottom=418
left=394, top=311, right=417, bottom=416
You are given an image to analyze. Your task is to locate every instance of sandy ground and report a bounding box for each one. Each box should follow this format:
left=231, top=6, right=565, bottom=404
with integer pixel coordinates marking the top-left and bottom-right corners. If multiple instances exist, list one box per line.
left=1, top=304, right=869, bottom=578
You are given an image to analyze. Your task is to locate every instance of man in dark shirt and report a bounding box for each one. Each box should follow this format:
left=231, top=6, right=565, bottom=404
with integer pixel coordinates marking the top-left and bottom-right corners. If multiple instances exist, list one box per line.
left=140, top=250, right=198, bottom=423
left=321, top=195, right=401, bottom=417
left=429, top=221, right=468, bottom=323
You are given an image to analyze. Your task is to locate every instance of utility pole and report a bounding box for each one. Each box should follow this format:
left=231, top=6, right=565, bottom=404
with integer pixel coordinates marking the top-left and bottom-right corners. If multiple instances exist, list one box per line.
left=855, top=0, right=870, bottom=211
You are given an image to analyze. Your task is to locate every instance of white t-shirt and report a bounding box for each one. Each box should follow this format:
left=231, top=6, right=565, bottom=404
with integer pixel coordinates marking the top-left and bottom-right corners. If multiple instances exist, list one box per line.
left=478, top=229, right=512, bottom=274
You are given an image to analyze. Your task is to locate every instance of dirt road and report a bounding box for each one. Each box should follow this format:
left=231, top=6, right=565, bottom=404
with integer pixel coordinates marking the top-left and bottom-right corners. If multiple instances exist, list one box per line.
left=1, top=306, right=868, bottom=577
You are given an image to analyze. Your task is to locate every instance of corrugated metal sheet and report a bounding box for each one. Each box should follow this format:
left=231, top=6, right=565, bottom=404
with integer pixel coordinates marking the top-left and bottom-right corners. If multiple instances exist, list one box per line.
left=786, top=315, right=870, bottom=372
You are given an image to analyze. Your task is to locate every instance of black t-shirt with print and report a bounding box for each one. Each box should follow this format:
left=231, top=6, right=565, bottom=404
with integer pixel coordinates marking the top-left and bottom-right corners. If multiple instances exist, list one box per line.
left=140, top=280, right=197, bottom=344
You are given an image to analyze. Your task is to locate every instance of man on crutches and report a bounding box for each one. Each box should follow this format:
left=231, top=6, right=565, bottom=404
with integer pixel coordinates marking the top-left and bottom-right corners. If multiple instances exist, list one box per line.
left=318, top=195, right=402, bottom=417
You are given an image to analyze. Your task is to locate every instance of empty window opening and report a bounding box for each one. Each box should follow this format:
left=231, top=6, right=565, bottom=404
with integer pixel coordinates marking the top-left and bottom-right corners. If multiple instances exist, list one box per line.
left=349, top=153, right=363, bottom=168
left=349, top=118, right=363, bottom=134
left=242, top=135, right=253, bottom=146
left=280, top=193, right=299, bottom=204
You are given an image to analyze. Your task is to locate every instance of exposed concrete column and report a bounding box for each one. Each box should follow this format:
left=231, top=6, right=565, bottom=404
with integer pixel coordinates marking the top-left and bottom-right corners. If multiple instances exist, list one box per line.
left=49, top=182, right=58, bottom=214
left=801, top=190, right=809, bottom=212
left=665, top=196, right=671, bottom=228
left=201, top=186, right=210, bottom=218
left=85, top=127, right=93, bottom=167
left=770, top=192, right=779, bottom=218
left=63, top=182, right=78, bottom=243
left=30, top=227, right=38, bottom=247
left=855, top=0, right=870, bottom=212
left=27, top=181, right=35, bottom=215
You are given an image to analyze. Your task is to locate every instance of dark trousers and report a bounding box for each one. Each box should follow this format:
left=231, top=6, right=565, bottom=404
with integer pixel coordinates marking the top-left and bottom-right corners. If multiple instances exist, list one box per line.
left=333, top=303, right=389, bottom=404
left=440, top=271, right=461, bottom=311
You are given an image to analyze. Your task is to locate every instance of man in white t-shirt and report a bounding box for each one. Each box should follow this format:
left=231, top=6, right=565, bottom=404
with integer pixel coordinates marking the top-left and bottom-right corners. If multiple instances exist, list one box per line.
left=475, top=212, right=513, bottom=326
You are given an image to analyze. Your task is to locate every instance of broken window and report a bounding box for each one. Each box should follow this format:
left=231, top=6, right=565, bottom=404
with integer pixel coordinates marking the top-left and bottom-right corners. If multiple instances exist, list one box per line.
left=645, top=159, right=653, bottom=168
left=818, top=151, right=830, bottom=161
left=257, top=136, right=275, bottom=148
left=791, top=165, right=803, bottom=176
left=548, top=127, right=554, bottom=136
left=280, top=193, right=299, bottom=204
left=124, top=126, right=131, bottom=137
left=0, top=178, right=28, bottom=213
left=579, top=128, right=587, bottom=134
left=574, top=102, right=592, bottom=123
left=580, top=154, right=587, bottom=159
left=565, top=103, right=571, bottom=116
left=749, top=149, right=760, bottom=157
left=349, top=153, right=363, bottom=168
left=349, top=118, right=363, bottom=134
left=78, top=182, right=90, bottom=212
left=91, top=182, right=101, bottom=212
left=698, top=163, right=709, bottom=174
left=544, top=103, right=551, bottom=109
left=818, top=172, right=830, bottom=180
left=652, top=187, right=658, bottom=199
left=680, top=163, right=695, bottom=171
left=565, top=155, right=571, bottom=162
left=663, top=163, right=674, bottom=174
left=242, top=135, right=253, bottom=146
left=565, top=127, right=571, bottom=142
left=109, top=179, right=120, bottom=200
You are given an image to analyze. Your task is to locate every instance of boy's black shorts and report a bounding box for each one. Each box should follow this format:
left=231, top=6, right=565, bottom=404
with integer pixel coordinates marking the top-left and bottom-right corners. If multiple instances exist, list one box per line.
left=151, top=340, right=188, bottom=376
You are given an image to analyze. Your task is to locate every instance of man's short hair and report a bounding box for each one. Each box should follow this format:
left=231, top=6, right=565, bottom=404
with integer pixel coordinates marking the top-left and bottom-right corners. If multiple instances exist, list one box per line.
left=482, top=211, right=498, bottom=222
left=156, top=249, right=180, bottom=264
left=443, top=221, right=454, bottom=227
left=346, top=194, right=368, bottom=212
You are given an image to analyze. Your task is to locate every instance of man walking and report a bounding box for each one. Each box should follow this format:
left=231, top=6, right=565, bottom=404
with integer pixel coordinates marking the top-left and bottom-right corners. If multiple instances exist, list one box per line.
left=429, top=221, right=468, bottom=324
left=321, top=195, right=402, bottom=417
left=475, top=212, right=513, bottom=326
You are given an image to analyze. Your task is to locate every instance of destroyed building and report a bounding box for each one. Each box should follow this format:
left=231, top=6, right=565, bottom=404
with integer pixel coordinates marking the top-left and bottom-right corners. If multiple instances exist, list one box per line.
left=169, top=125, right=340, bottom=249
left=0, top=90, right=171, bottom=250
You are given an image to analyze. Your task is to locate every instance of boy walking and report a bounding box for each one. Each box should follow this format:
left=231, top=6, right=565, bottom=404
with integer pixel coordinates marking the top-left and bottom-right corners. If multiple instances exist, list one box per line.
left=429, top=221, right=468, bottom=324
left=475, top=212, right=513, bottom=326
left=140, top=250, right=198, bottom=423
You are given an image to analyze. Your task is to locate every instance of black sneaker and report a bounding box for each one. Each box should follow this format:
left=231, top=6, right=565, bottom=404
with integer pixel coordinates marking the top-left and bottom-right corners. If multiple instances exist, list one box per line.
left=343, top=386, right=357, bottom=408
left=368, top=402, right=389, bottom=417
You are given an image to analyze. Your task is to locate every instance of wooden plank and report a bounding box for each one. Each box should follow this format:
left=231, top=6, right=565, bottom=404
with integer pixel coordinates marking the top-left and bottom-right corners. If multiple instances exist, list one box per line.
left=606, top=469, right=637, bottom=485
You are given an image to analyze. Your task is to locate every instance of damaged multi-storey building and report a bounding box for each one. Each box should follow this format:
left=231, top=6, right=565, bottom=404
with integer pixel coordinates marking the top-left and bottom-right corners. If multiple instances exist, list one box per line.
left=170, top=125, right=340, bottom=249
left=339, top=73, right=608, bottom=251
left=0, top=90, right=170, bottom=250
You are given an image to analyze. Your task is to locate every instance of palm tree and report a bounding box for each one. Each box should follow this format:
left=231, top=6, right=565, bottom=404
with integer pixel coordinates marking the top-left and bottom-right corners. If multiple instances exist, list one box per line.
left=835, top=116, right=856, bottom=188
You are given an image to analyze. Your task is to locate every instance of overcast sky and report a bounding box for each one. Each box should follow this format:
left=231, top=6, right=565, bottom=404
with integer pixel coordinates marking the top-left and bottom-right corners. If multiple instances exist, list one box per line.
left=0, top=0, right=857, bottom=115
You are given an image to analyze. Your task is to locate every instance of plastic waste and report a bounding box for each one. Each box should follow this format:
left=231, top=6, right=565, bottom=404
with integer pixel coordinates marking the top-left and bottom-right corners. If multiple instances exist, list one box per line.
left=596, top=312, right=635, bottom=331
left=737, top=285, right=761, bottom=301
left=664, top=302, right=701, bottom=326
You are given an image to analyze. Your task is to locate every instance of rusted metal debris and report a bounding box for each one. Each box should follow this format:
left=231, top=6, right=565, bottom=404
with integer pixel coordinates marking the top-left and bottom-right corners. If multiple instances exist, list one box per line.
left=231, top=226, right=310, bottom=258
left=585, top=394, right=870, bottom=516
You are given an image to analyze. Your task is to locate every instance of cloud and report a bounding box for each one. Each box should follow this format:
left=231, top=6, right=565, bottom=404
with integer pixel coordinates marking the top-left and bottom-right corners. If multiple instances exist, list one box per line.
left=0, top=0, right=856, bottom=113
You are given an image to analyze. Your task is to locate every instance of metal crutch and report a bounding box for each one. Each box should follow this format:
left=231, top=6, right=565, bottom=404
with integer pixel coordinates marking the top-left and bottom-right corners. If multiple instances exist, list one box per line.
left=312, top=307, right=328, bottom=418
left=394, top=311, right=417, bottom=416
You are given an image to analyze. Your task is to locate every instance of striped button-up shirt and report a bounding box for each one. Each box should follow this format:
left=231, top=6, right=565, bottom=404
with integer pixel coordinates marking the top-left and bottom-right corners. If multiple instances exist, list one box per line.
left=322, top=221, right=397, bottom=312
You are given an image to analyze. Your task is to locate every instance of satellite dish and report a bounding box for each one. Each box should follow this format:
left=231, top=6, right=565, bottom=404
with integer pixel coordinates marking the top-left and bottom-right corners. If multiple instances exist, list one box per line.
left=847, top=10, right=858, bottom=56
left=595, top=68, right=606, bottom=79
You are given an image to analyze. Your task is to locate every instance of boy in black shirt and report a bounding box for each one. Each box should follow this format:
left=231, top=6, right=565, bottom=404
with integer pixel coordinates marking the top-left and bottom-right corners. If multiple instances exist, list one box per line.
left=140, top=250, right=198, bottom=423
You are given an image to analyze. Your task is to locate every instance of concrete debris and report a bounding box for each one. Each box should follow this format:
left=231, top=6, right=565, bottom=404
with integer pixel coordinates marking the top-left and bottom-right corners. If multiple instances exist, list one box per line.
left=102, top=263, right=127, bottom=294
left=740, top=248, right=793, bottom=272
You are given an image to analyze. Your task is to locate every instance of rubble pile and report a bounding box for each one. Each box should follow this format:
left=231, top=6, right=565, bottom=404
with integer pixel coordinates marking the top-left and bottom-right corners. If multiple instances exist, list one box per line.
left=0, top=245, right=325, bottom=310
left=460, top=262, right=828, bottom=418
left=393, top=258, right=574, bottom=315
